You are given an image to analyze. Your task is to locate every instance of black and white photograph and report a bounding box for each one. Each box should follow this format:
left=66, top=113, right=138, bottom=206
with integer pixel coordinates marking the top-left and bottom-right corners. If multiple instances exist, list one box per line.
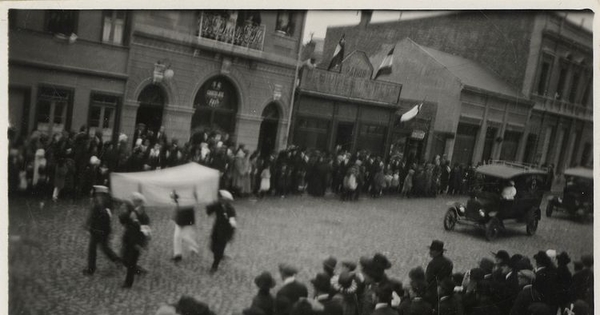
left=4, top=4, right=595, bottom=315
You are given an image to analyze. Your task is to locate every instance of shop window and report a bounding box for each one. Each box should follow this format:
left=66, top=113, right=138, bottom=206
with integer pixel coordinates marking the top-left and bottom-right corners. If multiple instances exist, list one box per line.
left=46, top=10, right=78, bottom=35
left=102, top=10, right=127, bottom=45
left=357, top=123, right=387, bottom=156
left=293, top=116, right=330, bottom=151
left=35, top=87, right=72, bottom=135
left=88, top=93, right=118, bottom=142
left=275, top=11, right=295, bottom=36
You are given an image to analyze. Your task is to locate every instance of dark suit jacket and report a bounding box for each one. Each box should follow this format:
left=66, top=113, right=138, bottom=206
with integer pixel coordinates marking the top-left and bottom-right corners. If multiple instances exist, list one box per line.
left=275, top=280, right=308, bottom=315
left=425, top=255, right=453, bottom=305
left=251, top=291, right=274, bottom=315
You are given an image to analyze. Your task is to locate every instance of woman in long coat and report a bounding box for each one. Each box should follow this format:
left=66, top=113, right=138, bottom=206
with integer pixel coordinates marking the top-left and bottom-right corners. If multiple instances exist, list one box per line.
left=232, top=150, right=246, bottom=196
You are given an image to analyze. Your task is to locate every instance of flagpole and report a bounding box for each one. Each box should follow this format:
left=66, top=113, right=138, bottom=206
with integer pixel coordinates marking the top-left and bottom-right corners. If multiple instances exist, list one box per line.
left=285, top=18, right=306, bottom=147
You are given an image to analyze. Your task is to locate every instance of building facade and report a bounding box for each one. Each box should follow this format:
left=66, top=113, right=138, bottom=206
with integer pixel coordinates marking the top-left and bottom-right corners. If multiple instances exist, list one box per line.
left=322, top=11, right=593, bottom=171
left=9, top=10, right=306, bottom=155
left=292, top=50, right=437, bottom=162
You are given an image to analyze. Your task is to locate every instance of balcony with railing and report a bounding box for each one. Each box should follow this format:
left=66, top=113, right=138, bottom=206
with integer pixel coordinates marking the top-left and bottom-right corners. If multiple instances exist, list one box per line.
left=531, top=94, right=593, bottom=121
left=198, top=12, right=266, bottom=51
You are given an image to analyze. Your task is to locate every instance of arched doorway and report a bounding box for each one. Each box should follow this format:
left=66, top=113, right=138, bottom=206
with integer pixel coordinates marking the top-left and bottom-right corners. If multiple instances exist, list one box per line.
left=191, top=77, right=238, bottom=143
left=258, top=102, right=280, bottom=157
left=136, top=84, right=166, bottom=135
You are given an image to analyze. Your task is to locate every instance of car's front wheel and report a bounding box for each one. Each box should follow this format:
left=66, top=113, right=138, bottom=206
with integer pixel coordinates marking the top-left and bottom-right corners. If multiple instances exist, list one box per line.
left=485, top=217, right=501, bottom=241
left=443, top=209, right=457, bottom=231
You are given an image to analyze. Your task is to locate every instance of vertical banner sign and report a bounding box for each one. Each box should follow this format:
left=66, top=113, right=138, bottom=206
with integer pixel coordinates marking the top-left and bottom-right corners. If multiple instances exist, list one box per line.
left=206, top=80, right=225, bottom=108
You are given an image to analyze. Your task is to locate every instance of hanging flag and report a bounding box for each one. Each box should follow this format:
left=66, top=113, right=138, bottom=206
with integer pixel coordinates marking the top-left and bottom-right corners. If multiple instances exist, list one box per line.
left=327, top=34, right=345, bottom=71
left=374, top=47, right=394, bottom=79
left=397, top=103, right=423, bottom=122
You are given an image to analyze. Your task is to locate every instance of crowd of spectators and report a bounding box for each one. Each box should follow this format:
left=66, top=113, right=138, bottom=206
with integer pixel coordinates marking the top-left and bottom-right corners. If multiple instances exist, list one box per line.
left=9, top=124, right=557, bottom=202
left=155, top=245, right=593, bottom=315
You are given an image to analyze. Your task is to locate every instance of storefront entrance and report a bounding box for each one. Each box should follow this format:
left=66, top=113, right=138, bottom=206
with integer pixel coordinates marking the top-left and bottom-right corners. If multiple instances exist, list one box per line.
left=136, top=84, right=165, bottom=134
left=258, top=103, right=279, bottom=157
left=334, top=122, right=354, bottom=152
left=453, top=123, right=479, bottom=165
left=191, top=76, right=238, bottom=139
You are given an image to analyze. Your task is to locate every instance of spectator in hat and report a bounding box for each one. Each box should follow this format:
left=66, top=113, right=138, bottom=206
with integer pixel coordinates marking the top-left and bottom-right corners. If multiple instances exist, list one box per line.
left=311, top=273, right=342, bottom=315
left=398, top=280, right=433, bottom=315
left=491, top=254, right=519, bottom=314
left=436, top=277, right=463, bottom=315
left=510, top=267, right=542, bottom=315
left=251, top=271, right=276, bottom=315
left=570, top=255, right=593, bottom=308
left=330, top=270, right=360, bottom=315
left=275, top=264, right=308, bottom=315
left=170, top=190, right=199, bottom=263
left=119, top=192, right=151, bottom=288
left=532, top=251, right=559, bottom=313
left=371, top=283, right=397, bottom=315
left=206, top=190, right=237, bottom=273
left=501, top=180, right=516, bottom=200
left=458, top=268, right=485, bottom=314
left=323, top=256, right=338, bottom=280
left=425, top=240, right=453, bottom=306
left=556, top=252, right=572, bottom=310
left=359, top=253, right=392, bottom=315
left=82, top=185, right=120, bottom=276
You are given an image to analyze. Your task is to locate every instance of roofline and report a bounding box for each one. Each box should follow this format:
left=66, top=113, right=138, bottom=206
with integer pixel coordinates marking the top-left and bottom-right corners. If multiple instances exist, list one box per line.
left=462, top=85, right=534, bottom=106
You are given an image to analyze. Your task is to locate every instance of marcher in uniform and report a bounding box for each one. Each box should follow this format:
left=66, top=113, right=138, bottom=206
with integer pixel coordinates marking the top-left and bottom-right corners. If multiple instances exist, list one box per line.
left=171, top=190, right=199, bottom=262
left=82, top=185, right=120, bottom=275
left=119, top=192, right=150, bottom=288
left=206, top=190, right=237, bottom=272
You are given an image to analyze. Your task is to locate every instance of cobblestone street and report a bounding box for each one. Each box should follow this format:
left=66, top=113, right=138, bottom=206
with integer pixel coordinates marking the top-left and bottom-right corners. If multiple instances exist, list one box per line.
left=9, top=193, right=593, bottom=315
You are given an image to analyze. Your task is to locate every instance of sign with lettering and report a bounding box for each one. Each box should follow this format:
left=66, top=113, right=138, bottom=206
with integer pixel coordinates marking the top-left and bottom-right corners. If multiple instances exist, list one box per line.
left=206, top=80, right=225, bottom=108
left=411, top=130, right=426, bottom=140
left=341, top=51, right=374, bottom=79
left=300, top=68, right=401, bottom=105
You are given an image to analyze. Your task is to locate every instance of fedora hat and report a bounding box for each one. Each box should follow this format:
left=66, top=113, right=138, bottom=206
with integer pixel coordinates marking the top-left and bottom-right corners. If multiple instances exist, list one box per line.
left=428, top=240, right=446, bottom=252
left=254, top=271, right=276, bottom=290
left=323, top=256, right=337, bottom=270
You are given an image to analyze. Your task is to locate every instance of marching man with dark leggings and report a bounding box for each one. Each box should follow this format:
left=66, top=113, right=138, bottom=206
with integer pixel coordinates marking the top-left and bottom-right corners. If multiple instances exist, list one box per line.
left=206, top=190, right=237, bottom=273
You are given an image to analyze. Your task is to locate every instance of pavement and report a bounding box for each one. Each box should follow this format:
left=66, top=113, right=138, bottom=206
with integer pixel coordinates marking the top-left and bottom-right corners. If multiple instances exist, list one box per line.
left=8, top=192, right=593, bottom=315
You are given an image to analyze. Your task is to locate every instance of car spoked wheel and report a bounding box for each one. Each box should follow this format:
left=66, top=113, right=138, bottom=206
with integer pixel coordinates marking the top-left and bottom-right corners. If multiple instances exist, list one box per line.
left=485, top=217, right=501, bottom=241
left=443, top=209, right=457, bottom=231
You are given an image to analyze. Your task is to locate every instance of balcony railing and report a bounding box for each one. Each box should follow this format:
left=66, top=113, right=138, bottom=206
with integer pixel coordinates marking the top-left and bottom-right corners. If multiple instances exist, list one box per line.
left=532, top=94, right=593, bottom=120
left=198, top=13, right=266, bottom=51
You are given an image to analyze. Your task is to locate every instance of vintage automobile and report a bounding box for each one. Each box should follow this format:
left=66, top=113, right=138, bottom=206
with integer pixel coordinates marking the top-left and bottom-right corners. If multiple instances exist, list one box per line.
left=443, top=161, right=549, bottom=241
left=546, top=167, right=593, bottom=220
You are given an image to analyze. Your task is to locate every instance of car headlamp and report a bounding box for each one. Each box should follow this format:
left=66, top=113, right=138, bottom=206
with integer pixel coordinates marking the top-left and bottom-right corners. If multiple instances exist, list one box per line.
left=479, top=209, right=485, bottom=217
left=558, top=197, right=562, bottom=203
left=458, top=206, right=465, bottom=213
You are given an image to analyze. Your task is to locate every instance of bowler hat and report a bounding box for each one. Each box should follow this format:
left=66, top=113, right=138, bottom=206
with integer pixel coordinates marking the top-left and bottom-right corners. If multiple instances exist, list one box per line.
left=408, top=267, right=426, bottom=282
left=556, top=252, right=571, bottom=265
left=279, top=263, right=298, bottom=276
left=428, top=240, right=446, bottom=252
left=533, top=251, right=552, bottom=267
left=254, top=271, right=276, bottom=290
left=492, top=250, right=510, bottom=264
left=311, top=273, right=332, bottom=293
left=323, top=256, right=337, bottom=270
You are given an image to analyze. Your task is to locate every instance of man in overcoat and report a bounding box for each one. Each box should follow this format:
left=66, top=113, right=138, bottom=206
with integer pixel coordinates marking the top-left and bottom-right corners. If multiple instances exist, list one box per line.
left=275, top=264, right=308, bottom=315
left=425, top=240, right=453, bottom=307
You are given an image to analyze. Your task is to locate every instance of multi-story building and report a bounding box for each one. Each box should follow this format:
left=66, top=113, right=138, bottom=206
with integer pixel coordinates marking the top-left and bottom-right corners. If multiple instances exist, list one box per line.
left=9, top=10, right=306, bottom=156
left=322, top=11, right=593, bottom=171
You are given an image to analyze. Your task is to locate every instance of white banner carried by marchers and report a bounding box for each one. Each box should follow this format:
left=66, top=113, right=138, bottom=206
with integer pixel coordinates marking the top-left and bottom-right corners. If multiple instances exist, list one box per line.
left=110, top=163, right=220, bottom=207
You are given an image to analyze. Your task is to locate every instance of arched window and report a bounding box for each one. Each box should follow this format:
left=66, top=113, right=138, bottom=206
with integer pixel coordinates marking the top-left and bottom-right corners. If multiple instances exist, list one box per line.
left=191, top=77, right=238, bottom=135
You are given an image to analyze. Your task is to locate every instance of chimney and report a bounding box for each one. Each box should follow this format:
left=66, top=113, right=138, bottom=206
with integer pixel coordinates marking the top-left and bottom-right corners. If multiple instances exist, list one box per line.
left=359, top=10, right=373, bottom=28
